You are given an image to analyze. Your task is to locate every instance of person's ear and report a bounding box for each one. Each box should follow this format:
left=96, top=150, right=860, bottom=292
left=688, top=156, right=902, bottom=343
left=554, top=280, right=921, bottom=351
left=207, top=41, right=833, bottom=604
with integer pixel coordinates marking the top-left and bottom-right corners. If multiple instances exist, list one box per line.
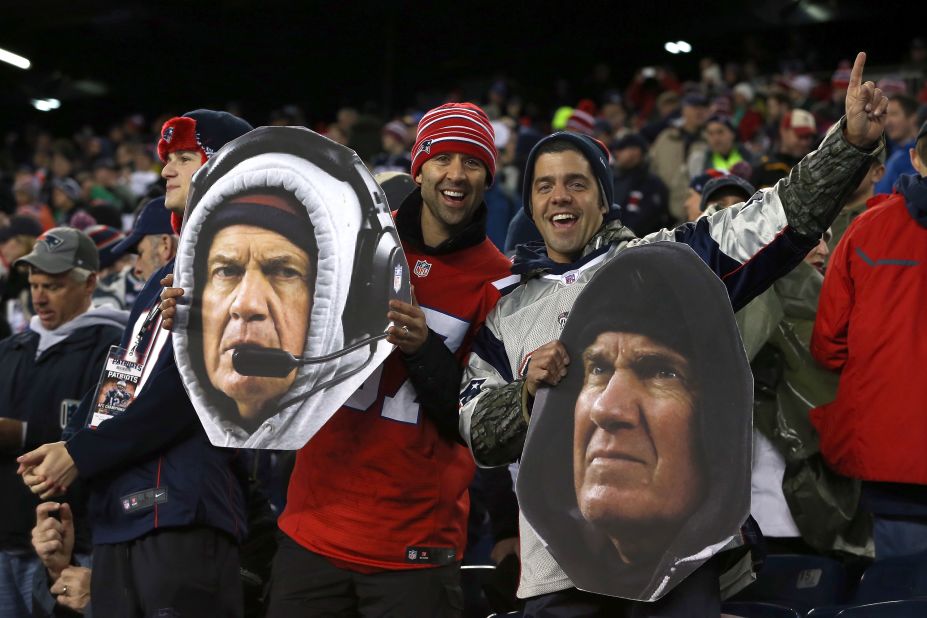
left=909, top=149, right=924, bottom=177
left=157, top=234, right=172, bottom=261
left=873, top=162, right=886, bottom=184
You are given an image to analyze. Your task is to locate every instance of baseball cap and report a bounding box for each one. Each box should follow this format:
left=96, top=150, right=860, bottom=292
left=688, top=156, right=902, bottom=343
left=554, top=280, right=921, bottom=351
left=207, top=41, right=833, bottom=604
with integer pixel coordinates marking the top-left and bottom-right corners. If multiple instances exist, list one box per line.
left=699, top=175, right=756, bottom=212
left=916, top=119, right=927, bottom=144
left=15, top=227, right=100, bottom=273
left=781, top=109, right=817, bottom=137
left=0, top=215, right=43, bottom=243
left=611, top=133, right=649, bottom=152
left=111, top=197, right=174, bottom=255
left=51, top=178, right=82, bottom=202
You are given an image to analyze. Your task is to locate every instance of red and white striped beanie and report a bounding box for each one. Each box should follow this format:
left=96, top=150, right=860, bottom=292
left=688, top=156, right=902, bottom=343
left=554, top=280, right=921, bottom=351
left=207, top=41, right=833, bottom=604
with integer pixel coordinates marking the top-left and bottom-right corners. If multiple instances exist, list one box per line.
left=565, top=108, right=595, bottom=135
left=411, top=102, right=496, bottom=184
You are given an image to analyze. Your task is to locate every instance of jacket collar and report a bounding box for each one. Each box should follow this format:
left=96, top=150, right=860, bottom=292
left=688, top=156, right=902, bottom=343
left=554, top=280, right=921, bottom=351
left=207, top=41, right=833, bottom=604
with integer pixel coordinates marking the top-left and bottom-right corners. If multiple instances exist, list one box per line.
left=512, top=209, right=636, bottom=277
left=395, top=187, right=489, bottom=255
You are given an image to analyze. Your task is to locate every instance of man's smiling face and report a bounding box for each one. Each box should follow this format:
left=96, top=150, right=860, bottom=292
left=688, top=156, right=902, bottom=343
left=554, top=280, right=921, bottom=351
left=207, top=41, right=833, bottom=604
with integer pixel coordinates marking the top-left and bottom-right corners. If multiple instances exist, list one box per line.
left=530, top=149, right=606, bottom=264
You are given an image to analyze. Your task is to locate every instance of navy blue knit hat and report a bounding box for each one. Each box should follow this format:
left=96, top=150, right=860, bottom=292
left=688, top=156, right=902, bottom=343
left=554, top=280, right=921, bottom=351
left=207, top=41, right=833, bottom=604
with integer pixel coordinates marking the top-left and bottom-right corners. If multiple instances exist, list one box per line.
left=158, top=109, right=253, bottom=163
left=522, top=132, right=614, bottom=218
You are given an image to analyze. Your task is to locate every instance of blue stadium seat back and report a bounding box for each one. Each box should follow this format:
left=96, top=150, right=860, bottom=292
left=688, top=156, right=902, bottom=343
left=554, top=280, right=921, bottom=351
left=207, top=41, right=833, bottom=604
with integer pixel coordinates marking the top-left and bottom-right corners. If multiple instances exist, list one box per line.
left=853, top=553, right=927, bottom=605
left=836, top=598, right=927, bottom=617
left=722, top=600, right=802, bottom=617
left=728, top=554, right=848, bottom=611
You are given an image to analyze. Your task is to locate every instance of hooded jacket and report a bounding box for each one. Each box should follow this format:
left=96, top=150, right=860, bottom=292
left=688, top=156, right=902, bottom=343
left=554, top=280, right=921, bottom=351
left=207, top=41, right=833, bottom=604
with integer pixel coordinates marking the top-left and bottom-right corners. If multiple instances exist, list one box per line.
left=516, top=244, right=752, bottom=601
left=811, top=173, right=927, bottom=483
left=0, top=304, right=127, bottom=550
left=460, top=117, right=883, bottom=600
left=172, top=127, right=400, bottom=449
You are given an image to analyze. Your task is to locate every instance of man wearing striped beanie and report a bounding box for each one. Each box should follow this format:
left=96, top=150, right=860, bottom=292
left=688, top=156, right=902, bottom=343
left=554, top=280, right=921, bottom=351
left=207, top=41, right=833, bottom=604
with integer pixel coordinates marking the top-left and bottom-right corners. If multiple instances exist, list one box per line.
left=267, top=102, right=515, bottom=617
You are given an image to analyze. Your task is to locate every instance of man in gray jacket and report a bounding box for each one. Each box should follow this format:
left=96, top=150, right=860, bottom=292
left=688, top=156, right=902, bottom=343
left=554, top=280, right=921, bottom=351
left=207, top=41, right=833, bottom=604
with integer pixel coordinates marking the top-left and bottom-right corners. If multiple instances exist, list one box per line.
left=459, top=52, right=887, bottom=616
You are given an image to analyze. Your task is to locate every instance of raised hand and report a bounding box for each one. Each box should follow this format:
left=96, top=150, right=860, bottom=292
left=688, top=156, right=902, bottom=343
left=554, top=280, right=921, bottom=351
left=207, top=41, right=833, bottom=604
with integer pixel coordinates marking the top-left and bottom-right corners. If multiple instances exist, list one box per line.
left=844, top=52, right=888, bottom=149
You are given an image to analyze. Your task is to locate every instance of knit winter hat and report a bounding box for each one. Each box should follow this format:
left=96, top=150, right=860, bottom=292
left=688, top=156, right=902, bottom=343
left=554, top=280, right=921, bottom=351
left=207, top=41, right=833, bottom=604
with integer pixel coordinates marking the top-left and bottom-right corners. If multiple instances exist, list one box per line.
left=522, top=132, right=614, bottom=218
left=566, top=109, right=595, bottom=135
left=157, top=109, right=253, bottom=164
left=410, top=102, right=496, bottom=184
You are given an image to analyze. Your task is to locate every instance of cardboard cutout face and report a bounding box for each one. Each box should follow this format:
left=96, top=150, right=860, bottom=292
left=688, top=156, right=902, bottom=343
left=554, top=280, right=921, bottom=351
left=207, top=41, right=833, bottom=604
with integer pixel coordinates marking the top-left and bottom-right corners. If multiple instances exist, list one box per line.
left=517, top=242, right=752, bottom=601
left=173, top=126, right=411, bottom=449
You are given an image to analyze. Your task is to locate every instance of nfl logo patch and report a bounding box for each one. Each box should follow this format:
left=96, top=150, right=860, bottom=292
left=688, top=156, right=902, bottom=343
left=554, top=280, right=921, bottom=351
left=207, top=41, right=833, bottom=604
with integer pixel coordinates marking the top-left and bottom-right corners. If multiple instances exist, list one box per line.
left=408, top=549, right=418, bottom=560
left=413, top=260, right=432, bottom=278
left=163, top=126, right=174, bottom=143
left=564, top=273, right=576, bottom=285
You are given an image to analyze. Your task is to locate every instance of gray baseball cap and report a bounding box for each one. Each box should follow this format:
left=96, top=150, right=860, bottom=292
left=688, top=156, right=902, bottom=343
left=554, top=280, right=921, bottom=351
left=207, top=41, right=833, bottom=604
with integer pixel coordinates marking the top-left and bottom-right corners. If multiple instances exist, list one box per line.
left=15, top=227, right=100, bottom=274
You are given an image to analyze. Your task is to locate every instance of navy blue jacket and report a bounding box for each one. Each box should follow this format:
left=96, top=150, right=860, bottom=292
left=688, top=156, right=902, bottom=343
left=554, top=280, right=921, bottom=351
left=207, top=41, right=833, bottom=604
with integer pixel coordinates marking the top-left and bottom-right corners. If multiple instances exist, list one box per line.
left=65, top=261, right=247, bottom=545
left=0, top=323, right=121, bottom=551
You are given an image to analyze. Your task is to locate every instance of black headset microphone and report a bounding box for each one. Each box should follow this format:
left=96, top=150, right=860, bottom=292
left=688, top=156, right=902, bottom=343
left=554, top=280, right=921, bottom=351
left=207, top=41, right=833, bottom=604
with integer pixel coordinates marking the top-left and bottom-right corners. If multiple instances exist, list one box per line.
left=232, top=333, right=388, bottom=378
left=185, top=126, right=410, bottom=397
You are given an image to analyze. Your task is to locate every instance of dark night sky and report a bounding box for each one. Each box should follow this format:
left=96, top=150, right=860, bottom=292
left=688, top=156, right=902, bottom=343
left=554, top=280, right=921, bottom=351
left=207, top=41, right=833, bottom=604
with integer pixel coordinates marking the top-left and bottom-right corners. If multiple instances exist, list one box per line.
left=0, top=0, right=919, bottom=132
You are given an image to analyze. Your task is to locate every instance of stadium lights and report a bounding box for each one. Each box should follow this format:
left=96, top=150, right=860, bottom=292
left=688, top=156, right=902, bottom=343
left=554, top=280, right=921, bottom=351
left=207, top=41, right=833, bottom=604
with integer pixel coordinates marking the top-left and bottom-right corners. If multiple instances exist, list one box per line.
left=664, top=41, right=692, bottom=55
left=31, top=98, right=61, bottom=112
left=0, top=46, right=31, bottom=69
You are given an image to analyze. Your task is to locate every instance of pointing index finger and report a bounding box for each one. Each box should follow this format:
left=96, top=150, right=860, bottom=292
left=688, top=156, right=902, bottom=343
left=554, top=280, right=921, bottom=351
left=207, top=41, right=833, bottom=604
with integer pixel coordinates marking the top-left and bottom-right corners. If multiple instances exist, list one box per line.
left=849, top=51, right=866, bottom=91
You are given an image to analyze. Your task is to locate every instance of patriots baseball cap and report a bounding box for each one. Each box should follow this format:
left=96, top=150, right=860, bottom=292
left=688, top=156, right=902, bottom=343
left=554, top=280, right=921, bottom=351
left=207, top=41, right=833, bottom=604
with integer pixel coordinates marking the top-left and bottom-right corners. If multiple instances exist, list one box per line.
left=15, top=227, right=100, bottom=273
left=111, top=196, right=174, bottom=255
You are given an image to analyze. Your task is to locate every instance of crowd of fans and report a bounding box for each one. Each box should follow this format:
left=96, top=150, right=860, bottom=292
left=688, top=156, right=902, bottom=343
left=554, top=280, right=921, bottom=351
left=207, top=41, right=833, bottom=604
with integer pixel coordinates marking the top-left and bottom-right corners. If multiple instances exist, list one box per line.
left=0, top=38, right=925, bottom=617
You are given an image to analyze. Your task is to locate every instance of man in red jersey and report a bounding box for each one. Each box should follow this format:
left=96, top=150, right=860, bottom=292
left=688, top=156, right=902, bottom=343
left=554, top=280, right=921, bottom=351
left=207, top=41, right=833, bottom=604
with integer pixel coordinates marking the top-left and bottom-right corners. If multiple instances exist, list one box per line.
left=267, top=103, right=516, bottom=617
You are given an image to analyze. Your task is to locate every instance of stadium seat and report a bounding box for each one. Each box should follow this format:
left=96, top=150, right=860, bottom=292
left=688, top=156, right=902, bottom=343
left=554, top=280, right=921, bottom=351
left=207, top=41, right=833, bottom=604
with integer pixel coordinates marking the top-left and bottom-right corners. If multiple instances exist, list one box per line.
left=852, top=552, right=927, bottom=605
left=722, top=600, right=803, bottom=617
left=807, top=552, right=927, bottom=616
left=727, top=554, right=848, bottom=613
left=836, top=598, right=927, bottom=616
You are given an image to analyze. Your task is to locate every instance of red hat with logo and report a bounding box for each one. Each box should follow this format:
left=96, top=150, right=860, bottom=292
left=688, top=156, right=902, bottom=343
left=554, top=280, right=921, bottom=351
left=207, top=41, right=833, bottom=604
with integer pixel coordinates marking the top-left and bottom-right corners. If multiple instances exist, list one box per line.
left=410, top=103, right=496, bottom=184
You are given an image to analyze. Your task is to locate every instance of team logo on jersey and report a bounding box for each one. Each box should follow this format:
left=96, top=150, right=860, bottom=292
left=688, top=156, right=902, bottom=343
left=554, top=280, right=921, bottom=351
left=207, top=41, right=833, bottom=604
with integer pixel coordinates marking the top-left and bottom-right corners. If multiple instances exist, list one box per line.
left=413, top=260, right=432, bottom=278
left=460, top=378, right=487, bottom=406
left=417, top=139, right=433, bottom=155
left=162, top=126, right=174, bottom=143
left=558, top=311, right=569, bottom=330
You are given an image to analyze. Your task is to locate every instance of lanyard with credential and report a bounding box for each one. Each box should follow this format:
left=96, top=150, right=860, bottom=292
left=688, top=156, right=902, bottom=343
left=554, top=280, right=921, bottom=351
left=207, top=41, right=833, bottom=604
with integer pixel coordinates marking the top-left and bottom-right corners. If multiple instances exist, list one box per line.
left=128, top=289, right=163, bottom=359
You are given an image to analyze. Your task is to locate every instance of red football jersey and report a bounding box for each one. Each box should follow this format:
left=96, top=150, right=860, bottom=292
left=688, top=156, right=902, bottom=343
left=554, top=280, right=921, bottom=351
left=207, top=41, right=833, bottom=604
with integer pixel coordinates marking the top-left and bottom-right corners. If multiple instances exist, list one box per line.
left=279, top=237, right=514, bottom=570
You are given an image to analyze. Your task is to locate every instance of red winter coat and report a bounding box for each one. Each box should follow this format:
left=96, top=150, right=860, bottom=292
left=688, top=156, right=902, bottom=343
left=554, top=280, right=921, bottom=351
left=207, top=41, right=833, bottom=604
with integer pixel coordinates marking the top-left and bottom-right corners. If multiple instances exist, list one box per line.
left=811, top=189, right=927, bottom=483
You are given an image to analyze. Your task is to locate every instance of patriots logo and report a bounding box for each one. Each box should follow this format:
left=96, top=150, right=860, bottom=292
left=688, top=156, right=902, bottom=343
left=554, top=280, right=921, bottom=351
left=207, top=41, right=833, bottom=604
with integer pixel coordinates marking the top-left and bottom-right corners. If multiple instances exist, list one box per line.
left=162, top=126, right=174, bottom=143
left=42, top=234, right=63, bottom=249
left=459, top=378, right=486, bottom=405
left=418, top=139, right=433, bottom=155
left=413, top=260, right=432, bottom=278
